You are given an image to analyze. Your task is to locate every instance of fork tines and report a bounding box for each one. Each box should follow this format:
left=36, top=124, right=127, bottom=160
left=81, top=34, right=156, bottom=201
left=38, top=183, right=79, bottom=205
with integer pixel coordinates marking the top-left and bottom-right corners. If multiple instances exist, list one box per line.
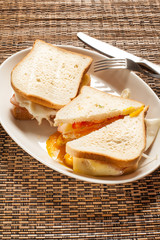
left=94, top=58, right=126, bottom=72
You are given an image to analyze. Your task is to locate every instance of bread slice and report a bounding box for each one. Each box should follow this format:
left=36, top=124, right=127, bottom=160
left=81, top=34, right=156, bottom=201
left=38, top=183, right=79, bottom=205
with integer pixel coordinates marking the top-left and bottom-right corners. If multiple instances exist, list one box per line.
left=11, top=106, right=33, bottom=120
left=54, top=86, right=144, bottom=126
left=11, top=40, right=93, bottom=109
left=66, top=107, right=148, bottom=175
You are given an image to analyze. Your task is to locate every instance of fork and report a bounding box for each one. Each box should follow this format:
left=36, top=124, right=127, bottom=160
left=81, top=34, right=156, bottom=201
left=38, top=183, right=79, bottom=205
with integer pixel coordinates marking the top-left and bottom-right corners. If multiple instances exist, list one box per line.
left=94, top=58, right=160, bottom=78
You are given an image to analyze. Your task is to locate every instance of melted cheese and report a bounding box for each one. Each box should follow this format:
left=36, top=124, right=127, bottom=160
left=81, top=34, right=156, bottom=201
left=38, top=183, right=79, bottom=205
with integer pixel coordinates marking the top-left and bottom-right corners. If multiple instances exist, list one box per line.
left=73, top=158, right=123, bottom=176
left=15, top=93, right=57, bottom=125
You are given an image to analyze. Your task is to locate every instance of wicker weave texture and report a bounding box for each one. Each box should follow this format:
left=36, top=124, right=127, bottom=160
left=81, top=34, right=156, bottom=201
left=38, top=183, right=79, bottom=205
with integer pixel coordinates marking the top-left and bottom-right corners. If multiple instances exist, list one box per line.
left=0, top=0, right=160, bottom=239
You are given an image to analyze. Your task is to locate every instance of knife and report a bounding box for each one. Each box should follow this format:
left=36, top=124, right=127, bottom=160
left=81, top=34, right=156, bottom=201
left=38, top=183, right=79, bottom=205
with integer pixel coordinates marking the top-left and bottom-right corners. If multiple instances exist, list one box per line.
left=77, top=32, right=160, bottom=75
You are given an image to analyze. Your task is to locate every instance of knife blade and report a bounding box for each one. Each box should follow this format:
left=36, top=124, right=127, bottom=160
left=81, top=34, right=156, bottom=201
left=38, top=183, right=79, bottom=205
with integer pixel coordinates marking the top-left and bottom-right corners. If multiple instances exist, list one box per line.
left=77, top=32, right=160, bottom=74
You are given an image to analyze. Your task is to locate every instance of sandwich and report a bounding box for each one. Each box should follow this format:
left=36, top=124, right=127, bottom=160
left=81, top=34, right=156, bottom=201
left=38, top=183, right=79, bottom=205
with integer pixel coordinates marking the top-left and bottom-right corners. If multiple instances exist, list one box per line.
left=47, top=86, right=160, bottom=177
left=46, top=86, right=152, bottom=177
left=10, top=40, right=93, bottom=125
left=47, top=105, right=158, bottom=176
left=54, top=86, right=145, bottom=139
left=65, top=107, right=149, bottom=176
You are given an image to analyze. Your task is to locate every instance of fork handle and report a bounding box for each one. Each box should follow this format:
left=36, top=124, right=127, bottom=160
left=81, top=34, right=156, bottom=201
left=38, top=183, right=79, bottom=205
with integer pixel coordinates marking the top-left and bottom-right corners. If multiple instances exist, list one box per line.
left=138, top=59, right=160, bottom=74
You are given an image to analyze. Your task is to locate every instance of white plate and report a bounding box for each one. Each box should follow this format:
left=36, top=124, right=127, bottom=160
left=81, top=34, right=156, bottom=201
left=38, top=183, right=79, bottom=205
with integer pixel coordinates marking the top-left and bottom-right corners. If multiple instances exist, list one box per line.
left=0, top=46, right=160, bottom=184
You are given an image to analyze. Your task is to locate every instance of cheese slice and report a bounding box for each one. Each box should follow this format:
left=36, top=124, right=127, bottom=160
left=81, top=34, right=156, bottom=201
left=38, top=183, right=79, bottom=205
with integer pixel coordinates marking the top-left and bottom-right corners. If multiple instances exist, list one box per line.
left=15, top=93, right=57, bottom=125
left=73, top=157, right=123, bottom=176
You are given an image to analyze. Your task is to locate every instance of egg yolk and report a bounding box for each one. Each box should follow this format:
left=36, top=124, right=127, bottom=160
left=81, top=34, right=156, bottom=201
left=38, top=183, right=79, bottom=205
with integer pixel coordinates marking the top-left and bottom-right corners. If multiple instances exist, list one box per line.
left=46, top=132, right=73, bottom=168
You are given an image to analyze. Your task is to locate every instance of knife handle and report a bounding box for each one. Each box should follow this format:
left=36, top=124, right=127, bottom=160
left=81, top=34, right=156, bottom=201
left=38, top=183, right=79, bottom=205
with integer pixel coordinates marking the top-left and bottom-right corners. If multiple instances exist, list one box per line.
left=138, top=59, right=160, bottom=75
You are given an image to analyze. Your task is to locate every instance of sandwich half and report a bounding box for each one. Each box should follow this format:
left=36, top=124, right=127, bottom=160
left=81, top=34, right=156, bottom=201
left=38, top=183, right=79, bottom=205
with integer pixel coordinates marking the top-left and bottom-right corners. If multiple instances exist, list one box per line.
left=54, top=86, right=145, bottom=139
left=10, top=40, right=92, bottom=125
left=66, top=107, right=149, bottom=176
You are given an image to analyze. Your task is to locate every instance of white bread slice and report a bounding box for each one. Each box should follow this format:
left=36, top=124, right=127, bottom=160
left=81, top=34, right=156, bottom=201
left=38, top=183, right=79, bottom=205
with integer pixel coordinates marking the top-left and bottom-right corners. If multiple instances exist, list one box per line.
left=66, top=107, right=148, bottom=173
left=54, top=86, right=144, bottom=126
left=11, top=40, right=93, bottom=109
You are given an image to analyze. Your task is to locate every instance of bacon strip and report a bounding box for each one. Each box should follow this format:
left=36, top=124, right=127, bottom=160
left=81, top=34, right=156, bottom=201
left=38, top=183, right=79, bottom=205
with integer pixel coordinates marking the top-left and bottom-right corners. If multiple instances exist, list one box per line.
left=10, top=94, right=33, bottom=120
left=10, top=94, right=19, bottom=106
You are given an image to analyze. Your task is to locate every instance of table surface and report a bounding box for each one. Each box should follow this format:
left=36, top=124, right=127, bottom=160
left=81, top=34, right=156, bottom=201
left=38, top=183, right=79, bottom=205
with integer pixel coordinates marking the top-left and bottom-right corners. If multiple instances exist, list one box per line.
left=0, top=1, right=160, bottom=239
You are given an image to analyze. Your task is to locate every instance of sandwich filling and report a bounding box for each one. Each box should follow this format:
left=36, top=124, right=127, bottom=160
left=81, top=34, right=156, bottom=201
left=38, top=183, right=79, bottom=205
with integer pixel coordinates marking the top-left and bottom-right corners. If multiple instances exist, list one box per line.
left=58, top=106, right=144, bottom=139
left=58, top=116, right=123, bottom=139
left=10, top=93, right=57, bottom=125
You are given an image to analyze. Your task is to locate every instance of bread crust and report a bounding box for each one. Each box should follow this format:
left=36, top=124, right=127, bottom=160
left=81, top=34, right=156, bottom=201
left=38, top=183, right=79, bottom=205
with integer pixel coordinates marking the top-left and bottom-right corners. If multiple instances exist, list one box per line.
left=11, top=83, right=64, bottom=109
left=66, top=144, right=140, bottom=168
left=11, top=40, right=93, bottom=109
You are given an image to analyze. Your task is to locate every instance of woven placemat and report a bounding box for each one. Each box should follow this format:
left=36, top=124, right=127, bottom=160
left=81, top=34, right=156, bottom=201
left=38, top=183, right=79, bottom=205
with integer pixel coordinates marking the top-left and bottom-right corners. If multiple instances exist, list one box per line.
left=0, top=0, right=160, bottom=239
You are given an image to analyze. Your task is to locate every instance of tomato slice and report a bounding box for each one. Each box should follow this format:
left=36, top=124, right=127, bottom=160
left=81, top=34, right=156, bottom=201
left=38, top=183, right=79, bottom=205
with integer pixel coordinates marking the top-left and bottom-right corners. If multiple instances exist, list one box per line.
left=72, top=121, right=94, bottom=129
left=72, top=116, right=123, bottom=131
